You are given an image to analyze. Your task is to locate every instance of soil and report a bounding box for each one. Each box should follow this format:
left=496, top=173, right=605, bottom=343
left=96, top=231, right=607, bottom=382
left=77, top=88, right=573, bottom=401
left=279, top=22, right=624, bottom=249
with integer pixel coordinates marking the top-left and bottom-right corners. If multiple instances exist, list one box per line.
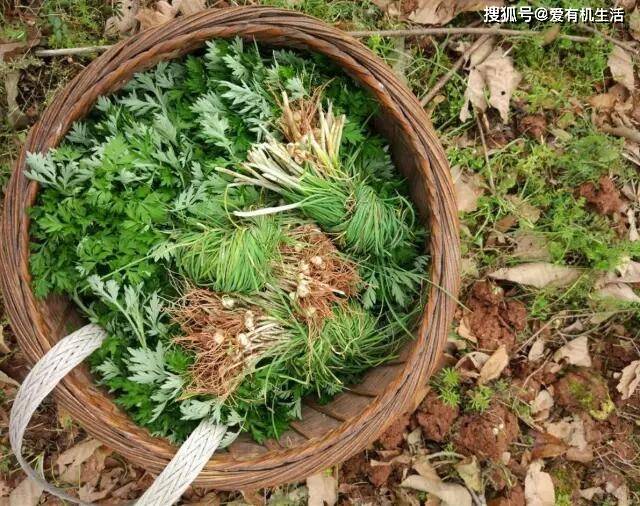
left=452, top=402, right=520, bottom=462
left=413, top=390, right=459, bottom=442
left=377, top=414, right=411, bottom=450
left=577, top=175, right=624, bottom=216
left=466, top=281, right=527, bottom=352
left=487, top=484, right=525, bottom=506
left=553, top=370, right=610, bottom=413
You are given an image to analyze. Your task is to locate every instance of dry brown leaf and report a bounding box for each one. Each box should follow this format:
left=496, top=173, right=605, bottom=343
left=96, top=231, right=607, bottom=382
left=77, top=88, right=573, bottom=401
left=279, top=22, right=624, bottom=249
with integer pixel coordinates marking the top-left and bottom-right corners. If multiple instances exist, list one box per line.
left=616, top=359, right=640, bottom=400
left=57, top=439, right=104, bottom=484
left=531, top=431, right=568, bottom=460
left=594, top=282, right=640, bottom=303
left=5, top=71, right=27, bottom=129
left=451, top=165, right=485, bottom=213
left=408, top=0, right=502, bottom=26
left=552, top=336, right=591, bottom=368
left=530, top=389, right=554, bottom=421
left=105, top=0, right=140, bottom=36
left=479, top=344, right=509, bottom=384
left=0, top=323, right=9, bottom=354
left=8, top=477, right=43, bottom=506
left=595, top=259, right=640, bottom=302
left=179, top=0, right=207, bottom=15
left=606, top=482, right=630, bottom=506
left=507, top=196, right=541, bottom=223
left=460, top=48, right=521, bottom=123
left=579, top=487, right=603, bottom=501
left=488, top=262, right=581, bottom=289
left=456, top=315, right=477, bottom=343
left=528, top=338, right=546, bottom=362
left=590, top=92, right=619, bottom=110
left=544, top=416, right=588, bottom=451
left=454, top=456, right=482, bottom=492
left=0, top=370, right=19, bottom=387
left=524, top=460, right=555, bottom=506
left=628, top=209, right=639, bottom=242
left=608, top=46, right=635, bottom=92
left=307, top=471, right=337, bottom=506
left=136, top=0, right=180, bottom=30
left=630, top=8, right=640, bottom=41
left=512, top=231, right=551, bottom=262
left=400, top=475, right=472, bottom=506
left=612, top=258, right=640, bottom=283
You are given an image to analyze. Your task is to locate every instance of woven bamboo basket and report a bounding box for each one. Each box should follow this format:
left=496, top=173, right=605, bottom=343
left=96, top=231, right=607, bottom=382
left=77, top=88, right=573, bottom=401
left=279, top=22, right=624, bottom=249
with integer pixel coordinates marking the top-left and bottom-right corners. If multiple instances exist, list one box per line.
left=0, top=6, right=460, bottom=490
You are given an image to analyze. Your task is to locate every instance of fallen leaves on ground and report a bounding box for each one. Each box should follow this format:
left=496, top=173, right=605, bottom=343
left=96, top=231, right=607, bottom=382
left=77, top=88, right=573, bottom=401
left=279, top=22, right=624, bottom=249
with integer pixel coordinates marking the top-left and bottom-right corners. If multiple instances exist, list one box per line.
left=407, top=0, right=503, bottom=26
left=524, top=460, right=555, bottom=506
left=5, top=476, right=43, bottom=506
left=478, top=344, right=508, bottom=384
left=488, top=262, right=581, bottom=289
left=454, top=456, right=482, bottom=492
left=552, top=336, right=592, bottom=368
left=594, top=258, right=640, bottom=303
left=307, top=470, right=337, bottom=506
left=616, top=359, right=640, bottom=399
left=135, top=0, right=207, bottom=30
left=544, top=415, right=591, bottom=462
left=4, top=71, right=27, bottom=129
left=104, top=0, right=140, bottom=36
left=136, top=1, right=180, bottom=30
left=56, top=438, right=106, bottom=484
left=460, top=47, right=522, bottom=123
left=452, top=165, right=485, bottom=213
left=530, top=389, right=554, bottom=422
left=400, top=456, right=472, bottom=506
left=608, top=46, right=635, bottom=93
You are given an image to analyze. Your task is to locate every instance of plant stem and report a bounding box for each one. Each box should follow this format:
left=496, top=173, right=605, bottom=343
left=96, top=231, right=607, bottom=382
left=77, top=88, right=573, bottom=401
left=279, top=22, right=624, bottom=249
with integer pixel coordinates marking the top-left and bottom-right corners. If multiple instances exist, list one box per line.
left=33, top=26, right=603, bottom=58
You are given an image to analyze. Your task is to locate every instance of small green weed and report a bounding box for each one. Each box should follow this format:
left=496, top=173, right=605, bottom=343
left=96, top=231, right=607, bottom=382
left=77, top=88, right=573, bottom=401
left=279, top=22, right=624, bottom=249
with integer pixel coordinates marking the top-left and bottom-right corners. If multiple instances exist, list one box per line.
left=433, top=367, right=462, bottom=407
left=467, top=385, right=493, bottom=413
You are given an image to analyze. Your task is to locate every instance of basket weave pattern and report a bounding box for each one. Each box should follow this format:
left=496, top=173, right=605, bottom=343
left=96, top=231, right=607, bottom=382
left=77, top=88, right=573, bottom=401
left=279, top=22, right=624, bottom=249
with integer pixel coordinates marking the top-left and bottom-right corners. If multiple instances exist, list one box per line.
left=0, top=7, right=460, bottom=489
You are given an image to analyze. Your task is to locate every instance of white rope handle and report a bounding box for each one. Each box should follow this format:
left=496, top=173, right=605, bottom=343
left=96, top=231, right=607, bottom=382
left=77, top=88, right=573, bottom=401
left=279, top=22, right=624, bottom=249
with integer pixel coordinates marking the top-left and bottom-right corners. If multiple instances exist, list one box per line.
left=9, top=324, right=226, bottom=505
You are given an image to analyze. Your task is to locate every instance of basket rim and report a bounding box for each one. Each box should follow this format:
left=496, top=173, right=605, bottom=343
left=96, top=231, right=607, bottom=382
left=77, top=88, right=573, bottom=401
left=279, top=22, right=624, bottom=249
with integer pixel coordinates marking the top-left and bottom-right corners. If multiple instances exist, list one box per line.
left=0, top=6, right=460, bottom=489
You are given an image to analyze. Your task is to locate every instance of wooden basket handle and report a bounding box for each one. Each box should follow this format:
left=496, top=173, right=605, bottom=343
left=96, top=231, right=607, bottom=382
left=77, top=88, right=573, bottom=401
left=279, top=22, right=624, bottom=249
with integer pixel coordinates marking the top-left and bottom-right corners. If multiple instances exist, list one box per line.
left=9, top=324, right=227, bottom=505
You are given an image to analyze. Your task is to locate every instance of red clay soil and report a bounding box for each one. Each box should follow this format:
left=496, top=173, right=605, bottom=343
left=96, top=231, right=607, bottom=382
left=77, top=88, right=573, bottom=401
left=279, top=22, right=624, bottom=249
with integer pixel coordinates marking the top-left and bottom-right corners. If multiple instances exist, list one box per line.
left=377, top=414, right=411, bottom=450
left=466, top=281, right=527, bottom=352
left=453, top=402, right=520, bottom=462
left=577, top=175, right=624, bottom=216
left=413, top=390, right=459, bottom=442
left=553, top=370, right=610, bottom=412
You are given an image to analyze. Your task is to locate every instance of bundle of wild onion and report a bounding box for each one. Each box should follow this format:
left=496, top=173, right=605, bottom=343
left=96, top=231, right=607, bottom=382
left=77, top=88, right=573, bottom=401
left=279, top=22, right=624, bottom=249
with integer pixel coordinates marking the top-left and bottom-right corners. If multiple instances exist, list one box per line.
left=27, top=38, right=428, bottom=444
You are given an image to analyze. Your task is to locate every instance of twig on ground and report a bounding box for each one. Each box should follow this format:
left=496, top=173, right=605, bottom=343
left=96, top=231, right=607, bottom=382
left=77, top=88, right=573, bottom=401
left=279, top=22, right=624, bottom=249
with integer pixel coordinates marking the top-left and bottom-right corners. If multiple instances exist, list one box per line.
left=420, top=34, right=492, bottom=106
left=348, top=27, right=592, bottom=42
left=601, top=125, right=640, bottom=144
left=34, top=45, right=113, bottom=57
left=577, top=24, right=639, bottom=54
left=475, top=113, right=495, bottom=193
left=33, top=26, right=599, bottom=58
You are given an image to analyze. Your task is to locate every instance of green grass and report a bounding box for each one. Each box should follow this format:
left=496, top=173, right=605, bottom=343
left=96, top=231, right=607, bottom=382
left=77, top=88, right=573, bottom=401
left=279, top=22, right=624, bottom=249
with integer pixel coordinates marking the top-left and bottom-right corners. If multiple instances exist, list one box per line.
left=40, top=0, right=114, bottom=49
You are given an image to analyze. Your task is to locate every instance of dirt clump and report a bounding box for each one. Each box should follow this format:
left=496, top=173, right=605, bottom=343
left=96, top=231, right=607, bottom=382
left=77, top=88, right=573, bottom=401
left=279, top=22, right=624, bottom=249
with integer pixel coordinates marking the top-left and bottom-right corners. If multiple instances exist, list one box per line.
left=367, top=463, right=393, bottom=487
left=377, top=414, right=410, bottom=450
left=453, top=402, right=520, bottom=461
left=553, top=370, right=610, bottom=414
left=578, top=176, right=624, bottom=216
left=487, top=484, right=525, bottom=506
left=413, top=390, right=459, bottom=442
left=466, top=281, right=527, bottom=352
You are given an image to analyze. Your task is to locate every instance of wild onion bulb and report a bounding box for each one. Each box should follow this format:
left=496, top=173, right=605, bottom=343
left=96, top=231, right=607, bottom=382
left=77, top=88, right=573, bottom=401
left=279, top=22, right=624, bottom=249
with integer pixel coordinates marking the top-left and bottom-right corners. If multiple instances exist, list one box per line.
left=228, top=100, right=417, bottom=258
